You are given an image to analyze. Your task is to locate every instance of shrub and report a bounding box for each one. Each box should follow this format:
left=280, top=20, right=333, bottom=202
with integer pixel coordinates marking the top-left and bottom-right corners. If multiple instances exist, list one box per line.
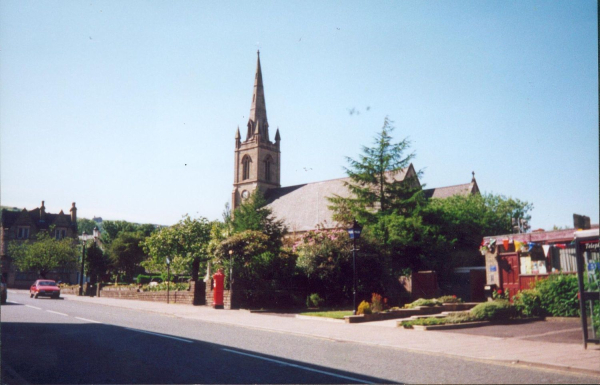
left=400, top=312, right=477, bottom=328
left=371, top=293, right=383, bottom=313
left=585, top=269, right=600, bottom=335
left=306, top=293, right=324, bottom=308
left=492, top=289, right=510, bottom=301
left=470, top=300, right=514, bottom=321
left=513, top=289, right=543, bottom=317
left=406, top=298, right=441, bottom=308
left=535, top=273, right=579, bottom=317
left=136, top=274, right=163, bottom=284
left=357, top=300, right=372, bottom=315
left=438, top=295, right=463, bottom=304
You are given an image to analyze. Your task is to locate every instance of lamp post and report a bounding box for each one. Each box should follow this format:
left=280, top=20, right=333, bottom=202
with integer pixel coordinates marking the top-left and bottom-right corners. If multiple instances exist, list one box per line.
left=347, top=219, right=363, bottom=315
left=166, top=257, right=171, bottom=304
left=228, top=249, right=234, bottom=292
left=79, top=232, right=87, bottom=296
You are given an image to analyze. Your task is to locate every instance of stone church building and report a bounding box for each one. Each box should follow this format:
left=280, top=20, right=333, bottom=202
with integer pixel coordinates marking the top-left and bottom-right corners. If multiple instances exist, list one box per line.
left=232, top=52, right=479, bottom=234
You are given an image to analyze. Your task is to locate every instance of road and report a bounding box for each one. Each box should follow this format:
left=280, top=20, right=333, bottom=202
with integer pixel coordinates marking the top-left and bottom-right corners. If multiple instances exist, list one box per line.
left=2, top=291, right=599, bottom=384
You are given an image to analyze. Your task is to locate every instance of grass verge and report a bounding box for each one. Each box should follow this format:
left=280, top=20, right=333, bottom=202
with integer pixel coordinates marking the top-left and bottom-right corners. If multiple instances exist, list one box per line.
left=299, top=310, right=353, bottom=319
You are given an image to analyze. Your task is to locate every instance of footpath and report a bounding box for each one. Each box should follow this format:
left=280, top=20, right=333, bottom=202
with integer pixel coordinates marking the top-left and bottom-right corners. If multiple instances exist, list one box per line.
left=25, top=291, right=600, bottom=377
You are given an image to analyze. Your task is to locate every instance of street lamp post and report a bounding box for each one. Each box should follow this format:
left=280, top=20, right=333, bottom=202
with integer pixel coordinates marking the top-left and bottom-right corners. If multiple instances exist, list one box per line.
left=228, top=250, right=234, bottom=297
left=79, top=232, right=87, bottom=296
left=347, top=219, right=363, bottom=315
left=166, top=257, right=171, bottom=304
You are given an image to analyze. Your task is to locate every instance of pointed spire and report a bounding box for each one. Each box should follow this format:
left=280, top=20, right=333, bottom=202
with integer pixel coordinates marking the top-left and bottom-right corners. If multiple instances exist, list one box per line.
left=471, top=171, right=476, bottom=183
left=248, top=50, right=269, bottom=141
left=275, top=128, right=281, bottom=142
left=235, top=126, right=241, bottom=139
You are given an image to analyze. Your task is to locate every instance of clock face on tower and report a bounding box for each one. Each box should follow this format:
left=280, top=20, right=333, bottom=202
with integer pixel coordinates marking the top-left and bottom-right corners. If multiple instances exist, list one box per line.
left=241, top=190, right=249, bottom=200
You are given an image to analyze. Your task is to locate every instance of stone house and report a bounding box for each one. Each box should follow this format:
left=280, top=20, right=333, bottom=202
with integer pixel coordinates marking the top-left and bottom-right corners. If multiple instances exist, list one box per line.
left=0, top=201, right=79, bottom=287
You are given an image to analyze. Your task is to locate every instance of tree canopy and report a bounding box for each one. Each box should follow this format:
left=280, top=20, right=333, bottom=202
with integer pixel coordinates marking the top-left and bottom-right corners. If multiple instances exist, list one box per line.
left=8, top=230, right=78, bottom=278
left=108, top=231, right=147, bottom=282
left=141, top=215, right=213, bottom=280
left=77, top=218, right=98, bottom=235
left=231, top=190, right=287, bottom=247
left=84, top=241, right=109, bottom=283
left=328, top=117, right=424, bottom=240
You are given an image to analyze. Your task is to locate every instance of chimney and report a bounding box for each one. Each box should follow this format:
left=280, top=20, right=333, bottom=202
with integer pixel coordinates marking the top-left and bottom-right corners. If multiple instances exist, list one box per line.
left=70, top=202, right=77, bottom=224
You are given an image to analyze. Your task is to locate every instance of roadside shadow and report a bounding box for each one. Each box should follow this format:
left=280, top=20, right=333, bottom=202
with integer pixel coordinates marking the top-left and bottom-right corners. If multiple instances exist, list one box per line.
left=1, top=322, right=392, bottom=384
left=32, top=297, right=65, bottom=301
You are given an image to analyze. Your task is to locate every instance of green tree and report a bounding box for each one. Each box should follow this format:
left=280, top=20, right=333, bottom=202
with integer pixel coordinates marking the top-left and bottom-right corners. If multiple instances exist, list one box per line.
left=77, top=218, right=98, bottom=235
left=216, top=230, right=297, bottom=307
left=427, top=193, right=534, bottom=249
left=8, top=231, right=78, bottom=278
left=141, top=215, right=213, bottom=281
left=232, top=190, right=287, bottom=248
left=85, top=242, right=109, bottom=283
left=294, top=228, right=355, bottom=303
left=101, top=220, right=138, bottom=244
left=328, top=117, right=424, bottom=241
left=108, top=231, right=147, bottom=282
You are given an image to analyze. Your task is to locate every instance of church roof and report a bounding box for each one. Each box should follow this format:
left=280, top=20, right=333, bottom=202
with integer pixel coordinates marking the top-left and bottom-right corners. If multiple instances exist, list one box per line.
left=423, top=179, right=479, bottom=199
left=265, top=164, right=418, bottom=233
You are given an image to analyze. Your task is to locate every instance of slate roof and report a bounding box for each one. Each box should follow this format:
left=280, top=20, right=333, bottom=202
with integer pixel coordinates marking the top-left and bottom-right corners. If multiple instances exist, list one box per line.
left=1, top=207, right=75, bottom=230
left=264, top=165, right=418, bottom=233
left=423, top=180, right=479, bottom=199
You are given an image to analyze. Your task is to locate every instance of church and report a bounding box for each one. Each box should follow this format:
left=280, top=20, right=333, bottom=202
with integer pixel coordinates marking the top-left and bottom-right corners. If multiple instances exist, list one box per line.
left=232, top=52, right=479, bottom=234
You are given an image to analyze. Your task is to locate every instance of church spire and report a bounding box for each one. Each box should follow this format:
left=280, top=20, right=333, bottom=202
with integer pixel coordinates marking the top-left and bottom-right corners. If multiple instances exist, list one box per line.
left=247, top=50, right=269, bottom=141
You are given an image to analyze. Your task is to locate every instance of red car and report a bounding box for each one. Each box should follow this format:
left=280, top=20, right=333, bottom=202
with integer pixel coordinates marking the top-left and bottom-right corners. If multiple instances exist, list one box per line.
left=30, top=280, right=61, bottom=299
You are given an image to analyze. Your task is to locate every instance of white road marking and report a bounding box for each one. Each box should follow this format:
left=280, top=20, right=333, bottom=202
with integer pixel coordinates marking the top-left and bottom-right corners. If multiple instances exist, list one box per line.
left=124, top=327, right=193, bottom=343
left=75, top=317, right=102, bottom=324
left=46, top=310, right=68, bottom=317
left=222, top=348, right=371, bottom=384
left=25, top=305, right=42, bottom=310
left=7, top=301, right=20, bottom=304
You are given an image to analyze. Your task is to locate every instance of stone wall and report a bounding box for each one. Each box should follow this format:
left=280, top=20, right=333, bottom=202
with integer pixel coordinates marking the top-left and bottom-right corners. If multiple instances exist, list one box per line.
left=100, top=288, right=195, bottom=305
left=94, top=281, right=205, bottom=305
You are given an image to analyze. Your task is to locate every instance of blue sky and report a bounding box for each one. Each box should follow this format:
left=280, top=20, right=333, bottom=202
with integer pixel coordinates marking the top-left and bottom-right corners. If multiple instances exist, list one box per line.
left=1, top=1, right=597, bottom=231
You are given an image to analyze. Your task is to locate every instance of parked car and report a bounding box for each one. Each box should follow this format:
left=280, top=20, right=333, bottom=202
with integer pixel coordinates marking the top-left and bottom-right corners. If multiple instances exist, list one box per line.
left=30, top=280, right=61, bottom=299
left=1, top=275, right=7, bottom=304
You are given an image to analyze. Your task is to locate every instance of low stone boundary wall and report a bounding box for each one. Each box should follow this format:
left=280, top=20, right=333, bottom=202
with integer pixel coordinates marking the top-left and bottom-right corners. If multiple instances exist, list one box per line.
left=100, top=288, right=194, bottom=305
left=60, top=281, right=207, bottom=305
left=60, top=287, right=79, bottom=295
left=344, top=303, right=479, bottom=323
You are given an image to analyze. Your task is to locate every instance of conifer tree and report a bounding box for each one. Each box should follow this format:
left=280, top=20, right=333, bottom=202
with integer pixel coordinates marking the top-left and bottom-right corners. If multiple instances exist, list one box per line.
left=328, top=117, right=425, bottom=242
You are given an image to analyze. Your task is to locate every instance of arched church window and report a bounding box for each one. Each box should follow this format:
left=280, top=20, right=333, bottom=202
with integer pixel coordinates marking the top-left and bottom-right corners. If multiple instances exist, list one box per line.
left=264, top=156, right=272, bottom=182
left=242, top=156, right=251, bottom=180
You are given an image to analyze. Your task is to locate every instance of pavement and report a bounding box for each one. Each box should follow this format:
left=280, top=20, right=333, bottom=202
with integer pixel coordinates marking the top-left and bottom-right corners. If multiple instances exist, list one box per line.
left=8, top=289, right=600, bottom=377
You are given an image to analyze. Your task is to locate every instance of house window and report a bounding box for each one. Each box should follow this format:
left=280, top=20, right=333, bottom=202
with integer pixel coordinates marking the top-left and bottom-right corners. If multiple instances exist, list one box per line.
left=17, top=227, right=30, bottom=239
left=242, top=156, right=251, bottom=180
left=55, top=228, right=67, bottom=240
left=264, top=156, right=272, bottom=182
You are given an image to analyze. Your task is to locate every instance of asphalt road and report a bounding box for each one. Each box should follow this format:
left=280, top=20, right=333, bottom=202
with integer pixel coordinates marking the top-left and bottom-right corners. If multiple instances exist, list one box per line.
left=2, top=291, right=599, bottom=384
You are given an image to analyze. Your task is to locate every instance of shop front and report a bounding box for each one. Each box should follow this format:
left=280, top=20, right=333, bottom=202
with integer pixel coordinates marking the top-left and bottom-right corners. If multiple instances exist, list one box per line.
left=481, top=227, right=595, bottom=300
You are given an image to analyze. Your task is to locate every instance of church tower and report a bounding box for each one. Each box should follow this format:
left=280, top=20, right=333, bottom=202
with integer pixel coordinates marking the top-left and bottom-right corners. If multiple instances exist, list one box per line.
left=232, top=51, right=281, bottom=210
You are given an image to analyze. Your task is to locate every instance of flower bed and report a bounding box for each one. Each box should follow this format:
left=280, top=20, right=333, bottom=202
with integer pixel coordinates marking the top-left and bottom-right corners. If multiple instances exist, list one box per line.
left=344, top=303, right=478, bottom=323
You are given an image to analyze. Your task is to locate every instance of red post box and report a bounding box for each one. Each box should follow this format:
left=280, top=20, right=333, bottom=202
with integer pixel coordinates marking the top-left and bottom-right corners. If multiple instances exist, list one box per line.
left=212, top=269, right=224, bottom=309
